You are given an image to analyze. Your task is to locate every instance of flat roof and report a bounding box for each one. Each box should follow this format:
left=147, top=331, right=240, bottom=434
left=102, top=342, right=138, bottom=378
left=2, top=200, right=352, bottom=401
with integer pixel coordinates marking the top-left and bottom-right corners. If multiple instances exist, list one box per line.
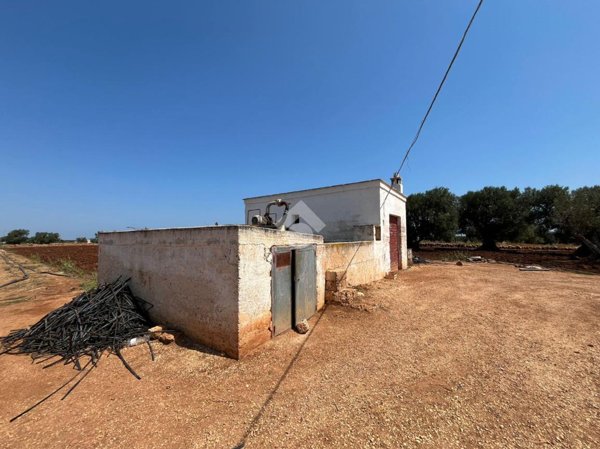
left=98, top=224, right=322, bottom=240
left=244, top=178, right=406, bottom=201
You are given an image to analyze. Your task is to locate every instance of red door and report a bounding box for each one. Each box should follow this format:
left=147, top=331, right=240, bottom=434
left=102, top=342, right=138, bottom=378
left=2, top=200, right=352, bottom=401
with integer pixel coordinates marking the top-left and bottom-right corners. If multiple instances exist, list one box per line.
left=389, top=215, right=400, bottom=271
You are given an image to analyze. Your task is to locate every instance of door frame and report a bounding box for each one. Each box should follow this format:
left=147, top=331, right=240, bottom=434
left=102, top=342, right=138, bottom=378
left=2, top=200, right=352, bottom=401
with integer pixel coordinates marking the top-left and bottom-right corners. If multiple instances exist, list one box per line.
left=389, top=214, right=402, bottom=271
left=270, top=244, right=317, bottom=336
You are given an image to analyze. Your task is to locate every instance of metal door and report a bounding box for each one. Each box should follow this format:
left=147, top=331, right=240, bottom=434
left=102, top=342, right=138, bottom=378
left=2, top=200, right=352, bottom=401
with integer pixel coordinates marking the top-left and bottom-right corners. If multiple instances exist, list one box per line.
left=272, top=247, right=293, bottom=336
left=294, top=245, right=317, bottom=324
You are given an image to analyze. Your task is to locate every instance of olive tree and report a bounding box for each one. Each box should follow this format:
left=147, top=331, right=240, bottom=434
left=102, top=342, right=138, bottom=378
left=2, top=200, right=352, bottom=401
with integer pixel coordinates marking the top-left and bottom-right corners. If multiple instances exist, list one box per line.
left=1, top=229, right=30, bottom=244
left=460, top=187, right=526, bottom=251
left=407, top=187, right=459, bottom=249
left=561, top=186, right=600, bottom=246
left=30, top=232, right=61, bottom=244
left=520, top=185, right=571, bottom=243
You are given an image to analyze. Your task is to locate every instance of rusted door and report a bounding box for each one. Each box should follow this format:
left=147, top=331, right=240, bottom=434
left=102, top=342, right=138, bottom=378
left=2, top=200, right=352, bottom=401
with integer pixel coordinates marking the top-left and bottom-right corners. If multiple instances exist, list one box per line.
left=272, top=247, right=293, bottom=336
left=389, top=215, right=400, bottom=271
left=294, top=245, right=317, bottom=324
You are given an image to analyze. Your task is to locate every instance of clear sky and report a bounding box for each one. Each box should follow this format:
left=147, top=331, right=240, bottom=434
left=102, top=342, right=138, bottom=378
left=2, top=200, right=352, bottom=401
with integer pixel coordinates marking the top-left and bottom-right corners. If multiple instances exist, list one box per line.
left=1, top=1, right=598, bottom=239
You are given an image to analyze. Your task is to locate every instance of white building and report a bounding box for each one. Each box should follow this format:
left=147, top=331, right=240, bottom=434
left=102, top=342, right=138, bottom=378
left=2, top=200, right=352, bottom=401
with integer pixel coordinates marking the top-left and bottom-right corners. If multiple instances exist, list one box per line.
left=98, top=178, right=408, bottom=359
left=244, top=178, right=408, bottom=272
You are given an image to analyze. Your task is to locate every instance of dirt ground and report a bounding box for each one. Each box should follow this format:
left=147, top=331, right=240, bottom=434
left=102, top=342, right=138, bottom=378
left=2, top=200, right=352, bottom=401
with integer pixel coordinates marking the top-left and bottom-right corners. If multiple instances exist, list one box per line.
left=0, top=254, right=598, bottom=448
left=4, top=244, right=98, bottom=272
left=415, top=244, right=599, bottom=274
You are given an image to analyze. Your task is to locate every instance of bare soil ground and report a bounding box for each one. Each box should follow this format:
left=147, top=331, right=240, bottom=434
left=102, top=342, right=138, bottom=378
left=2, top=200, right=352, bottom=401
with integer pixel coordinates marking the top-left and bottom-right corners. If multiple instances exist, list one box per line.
left=415, top=243, right=599, bottom=274
left=4, top=244, right=98, bottom=272
left=0, top=256, right=598, bottom=448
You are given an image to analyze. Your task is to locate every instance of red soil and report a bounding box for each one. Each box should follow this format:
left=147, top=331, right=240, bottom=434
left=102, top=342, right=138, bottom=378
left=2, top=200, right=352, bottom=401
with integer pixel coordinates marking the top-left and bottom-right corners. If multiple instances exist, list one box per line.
left=414, top=243, right=599, bottom=274
left=4, top=244, right=98, bottom=272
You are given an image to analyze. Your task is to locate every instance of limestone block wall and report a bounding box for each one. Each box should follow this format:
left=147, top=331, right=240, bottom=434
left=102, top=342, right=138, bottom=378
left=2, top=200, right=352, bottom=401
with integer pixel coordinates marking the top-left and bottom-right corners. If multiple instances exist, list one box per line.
left=237, top=227, right=323, bottom=357
left=99, top=226, right=324, bottom=359
left=320, top=240, right=388, bottom=288
left=98, top=221, right=401, bottom=358
left=98, top=226, right=241, bottom=357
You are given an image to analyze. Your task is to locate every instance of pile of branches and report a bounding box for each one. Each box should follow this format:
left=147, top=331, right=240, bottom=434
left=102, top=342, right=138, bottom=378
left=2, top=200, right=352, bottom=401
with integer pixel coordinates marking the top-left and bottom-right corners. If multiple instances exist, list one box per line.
left=0, top=277, right=154, bottom=421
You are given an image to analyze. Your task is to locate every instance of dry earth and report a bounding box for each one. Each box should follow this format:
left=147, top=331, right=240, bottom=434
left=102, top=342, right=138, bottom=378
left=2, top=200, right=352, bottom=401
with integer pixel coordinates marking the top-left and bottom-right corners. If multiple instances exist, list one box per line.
left=0, top=253, right=598, bottom=449
left=4, top=244, right=98, bottom=272
left=414, top=245, right=599, bottom=274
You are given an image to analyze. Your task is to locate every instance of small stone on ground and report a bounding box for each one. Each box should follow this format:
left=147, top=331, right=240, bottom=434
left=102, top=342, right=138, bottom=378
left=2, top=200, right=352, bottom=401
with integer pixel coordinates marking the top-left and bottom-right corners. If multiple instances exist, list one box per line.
left=295, top=319, right=310, bottom=334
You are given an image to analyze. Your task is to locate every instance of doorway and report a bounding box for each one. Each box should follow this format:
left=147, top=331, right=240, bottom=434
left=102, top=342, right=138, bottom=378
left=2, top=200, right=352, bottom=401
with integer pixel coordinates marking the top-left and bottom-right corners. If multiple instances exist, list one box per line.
left=389, top=215, right=401, bottom=271
left=271, top=245, right=317, bottom=336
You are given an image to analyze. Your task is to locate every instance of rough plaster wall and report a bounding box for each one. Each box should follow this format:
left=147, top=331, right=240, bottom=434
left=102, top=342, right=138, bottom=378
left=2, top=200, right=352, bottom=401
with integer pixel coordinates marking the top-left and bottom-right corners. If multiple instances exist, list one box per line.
left=244, top=182, right=382, bottom=242
left=379, top=188, right=408, bottom=270
left=321, top=241, right=387, bottom=286
left=237, top=227, right=323, bottom=357
left=98, top=227, right=241, bottom=358
left=315, top=244, right=326, bottom=311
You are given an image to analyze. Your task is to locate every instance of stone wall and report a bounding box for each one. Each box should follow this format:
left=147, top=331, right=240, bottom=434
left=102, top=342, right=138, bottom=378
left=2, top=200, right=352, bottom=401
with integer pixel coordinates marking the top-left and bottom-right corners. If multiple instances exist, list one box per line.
left=237, top=227, right=323, bottom=357
left=320, top=240, right=388, bottom=288
left=98, top=226, right=241, bottom=357
left=97, top=222, right=399, bottom=358
left=98, top=226, right=324, bottom=359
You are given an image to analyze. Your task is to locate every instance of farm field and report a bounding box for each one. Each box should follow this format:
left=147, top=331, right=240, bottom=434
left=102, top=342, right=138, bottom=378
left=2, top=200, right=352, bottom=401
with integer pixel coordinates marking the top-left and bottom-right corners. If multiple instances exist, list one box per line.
left=0, top=252, right=598, bottom=448
left=4, top=244, right=98, bottom=273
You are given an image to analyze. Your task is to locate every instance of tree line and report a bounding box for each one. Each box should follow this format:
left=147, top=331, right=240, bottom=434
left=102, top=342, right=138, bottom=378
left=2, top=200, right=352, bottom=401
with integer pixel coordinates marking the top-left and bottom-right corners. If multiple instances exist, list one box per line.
left=0, top=229, right=98, bottom=244
left=407, top=185, right=600, bottom=251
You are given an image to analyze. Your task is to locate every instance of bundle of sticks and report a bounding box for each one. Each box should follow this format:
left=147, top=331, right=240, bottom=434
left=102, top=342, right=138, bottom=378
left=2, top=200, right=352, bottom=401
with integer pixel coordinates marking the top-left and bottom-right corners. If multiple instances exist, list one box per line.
left=0, top=277, right=154, bottom=421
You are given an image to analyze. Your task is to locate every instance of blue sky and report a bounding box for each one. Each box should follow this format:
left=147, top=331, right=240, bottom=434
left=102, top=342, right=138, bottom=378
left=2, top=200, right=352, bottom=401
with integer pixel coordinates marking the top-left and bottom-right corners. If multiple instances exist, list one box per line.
left=1, top=1, right=598, bottom=239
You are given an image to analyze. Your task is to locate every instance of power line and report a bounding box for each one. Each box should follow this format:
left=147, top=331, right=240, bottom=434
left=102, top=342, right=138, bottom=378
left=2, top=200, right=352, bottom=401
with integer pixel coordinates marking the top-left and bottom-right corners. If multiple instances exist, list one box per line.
left=233, top=6, right=486, bottom=445
left=344, top=1, right=485, bottom=283
left=395, top=0, right=484, bottom=176
left=347, top=0, right=485, bottom=282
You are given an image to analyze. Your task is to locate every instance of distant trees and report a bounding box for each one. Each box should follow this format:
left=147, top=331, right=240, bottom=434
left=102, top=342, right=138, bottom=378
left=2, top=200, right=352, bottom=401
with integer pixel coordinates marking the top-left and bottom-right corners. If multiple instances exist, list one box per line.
left=406, top=184, right=600, bottom=251
left=29, top=232, right=61, bottom=244
left=0, top=230, right=101, bottom=245
left=0, top=229, right=61, bottom=244
left=407, top=187, right=458, bottom=249
left=1, top=229, right=30, bottom=244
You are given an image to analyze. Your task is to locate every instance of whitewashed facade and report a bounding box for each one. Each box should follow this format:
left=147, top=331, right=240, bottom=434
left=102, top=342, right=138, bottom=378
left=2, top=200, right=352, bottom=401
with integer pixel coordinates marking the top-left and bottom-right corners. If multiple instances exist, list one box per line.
left=244, top=179, right=408, bottom=272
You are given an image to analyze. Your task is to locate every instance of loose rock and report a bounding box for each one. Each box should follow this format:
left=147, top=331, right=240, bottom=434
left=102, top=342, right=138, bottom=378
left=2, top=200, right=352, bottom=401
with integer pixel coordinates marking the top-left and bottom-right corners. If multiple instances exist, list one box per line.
left=149, top=325, right=164, bottom=339
left=295, top=320, right=310, bottom=334
left=158, top=332, right=175, bottom=344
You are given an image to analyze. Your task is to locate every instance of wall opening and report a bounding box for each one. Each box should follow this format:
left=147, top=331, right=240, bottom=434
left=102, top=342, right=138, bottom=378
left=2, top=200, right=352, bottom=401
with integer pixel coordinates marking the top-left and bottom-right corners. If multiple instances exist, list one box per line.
left=271, top=245, right=317, bottom=336
left=389, top=215, right=400, bottom=271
